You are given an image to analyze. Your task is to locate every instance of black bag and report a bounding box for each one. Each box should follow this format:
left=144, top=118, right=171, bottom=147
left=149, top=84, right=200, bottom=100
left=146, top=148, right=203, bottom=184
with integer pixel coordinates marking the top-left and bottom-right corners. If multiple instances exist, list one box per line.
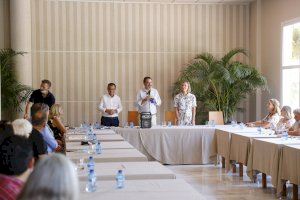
left=140, top=112, right=152, bottom=128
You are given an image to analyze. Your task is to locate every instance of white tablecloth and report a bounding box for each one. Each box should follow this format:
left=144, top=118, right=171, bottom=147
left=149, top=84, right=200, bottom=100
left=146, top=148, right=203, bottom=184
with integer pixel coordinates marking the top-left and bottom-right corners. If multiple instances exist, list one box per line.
left=67, top=129, right=116, bottom=135
left=66, top=134, right=124, bottom=142
left=116, top=125, right=219, bottom=164
left=77, top=161, right=176, bottom=181
left=247, top=138, right=300, bottom=193
left=79, top=179, right=203, bottom=200
left=66, top=141, right=134, bottom=151
left=67, top=149, right=148, bottom=163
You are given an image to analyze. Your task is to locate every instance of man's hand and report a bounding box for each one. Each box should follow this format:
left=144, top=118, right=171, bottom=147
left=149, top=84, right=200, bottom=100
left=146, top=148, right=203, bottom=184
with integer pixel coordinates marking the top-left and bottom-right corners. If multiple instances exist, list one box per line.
left=105, top=109, right=116, bottom=115
left=141, top=96, right=150, bottom=105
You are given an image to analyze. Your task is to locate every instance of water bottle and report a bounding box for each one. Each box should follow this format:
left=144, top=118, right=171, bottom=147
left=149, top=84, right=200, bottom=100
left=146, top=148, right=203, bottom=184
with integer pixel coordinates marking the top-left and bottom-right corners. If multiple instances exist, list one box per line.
left=130, top=122, right=134, bottom=128
left=95, top=140, right=102, bottom=154
left=231, top=120, right=237, bottom=127
left=257, top=127, right=262, bottom=134
left=92, top=133, right=97, bottom=144
left=116, top=170, right=125, bottom=189
left=282, top=131, right=288, bottom=140
left=167, top=121, right=172, bottom=127
left=86, top=169, right=97, bottom=192
left=87, top=156, right=95, bottom=171
left=211, top=120, right=216, bottom=127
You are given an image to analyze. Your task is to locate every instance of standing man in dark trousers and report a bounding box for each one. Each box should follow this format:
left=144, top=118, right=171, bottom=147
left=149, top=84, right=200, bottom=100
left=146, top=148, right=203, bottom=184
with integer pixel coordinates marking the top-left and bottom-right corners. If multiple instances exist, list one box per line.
left=24, top=80, right=55, bottom=119
left=98, top=83, right=122, bottom=127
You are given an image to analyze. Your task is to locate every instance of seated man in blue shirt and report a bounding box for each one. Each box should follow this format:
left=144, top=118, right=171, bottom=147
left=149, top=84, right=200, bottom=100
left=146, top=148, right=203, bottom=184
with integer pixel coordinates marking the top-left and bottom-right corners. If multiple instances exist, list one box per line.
left=30, top=103, right=59, bottom=153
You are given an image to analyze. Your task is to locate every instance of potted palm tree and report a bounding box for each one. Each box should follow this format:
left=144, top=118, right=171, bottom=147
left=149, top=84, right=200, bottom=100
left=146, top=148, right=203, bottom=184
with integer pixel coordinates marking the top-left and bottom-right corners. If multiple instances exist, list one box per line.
left=173, top=48, right=267, bottom=124
left=0, top=49, right=32, bottom=120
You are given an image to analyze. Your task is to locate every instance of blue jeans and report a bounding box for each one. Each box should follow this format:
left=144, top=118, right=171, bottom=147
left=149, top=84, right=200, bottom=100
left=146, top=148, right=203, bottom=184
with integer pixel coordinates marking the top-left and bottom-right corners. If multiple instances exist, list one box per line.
left=101, top=116, right=119, bottom=127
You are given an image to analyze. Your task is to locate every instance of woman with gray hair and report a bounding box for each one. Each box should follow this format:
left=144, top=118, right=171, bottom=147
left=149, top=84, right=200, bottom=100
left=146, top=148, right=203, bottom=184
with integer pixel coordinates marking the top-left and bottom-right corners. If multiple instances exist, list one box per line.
left=289, top=108, right=300, bottom=136
left=17, top=154, right=79, bottom=200
left=12, top=119, right=32, bottom=138
left=276, top=106, right=295, bottom=131
left=174, top=81, right=197, bottom=125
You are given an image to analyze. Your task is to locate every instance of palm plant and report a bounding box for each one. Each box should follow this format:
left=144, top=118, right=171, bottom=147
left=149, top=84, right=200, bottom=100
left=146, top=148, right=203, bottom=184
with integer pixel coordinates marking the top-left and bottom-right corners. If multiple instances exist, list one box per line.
left=0, top=49, right=32, bottom=120
left=173, top=48, right=267, bottom=123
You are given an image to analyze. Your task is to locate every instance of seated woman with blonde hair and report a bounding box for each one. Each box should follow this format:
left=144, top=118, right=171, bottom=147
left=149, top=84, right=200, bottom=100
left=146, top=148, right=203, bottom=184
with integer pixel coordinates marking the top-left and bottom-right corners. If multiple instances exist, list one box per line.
left=48, top=104, right=67, bottom=153
left=288, top=108, right=300, bottom=136
left=246, top=99, right=281, bottom=129
left=276, top=106, right=295, bottom=131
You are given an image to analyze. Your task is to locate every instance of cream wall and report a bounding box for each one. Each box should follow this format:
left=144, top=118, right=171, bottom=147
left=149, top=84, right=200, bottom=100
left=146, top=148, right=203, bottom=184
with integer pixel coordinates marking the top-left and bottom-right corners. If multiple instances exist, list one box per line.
left=29, top=0, right=250, bottom=126
left=254, top=0, right=300, bottom=117
left=0, top=0, right=10, bottom=49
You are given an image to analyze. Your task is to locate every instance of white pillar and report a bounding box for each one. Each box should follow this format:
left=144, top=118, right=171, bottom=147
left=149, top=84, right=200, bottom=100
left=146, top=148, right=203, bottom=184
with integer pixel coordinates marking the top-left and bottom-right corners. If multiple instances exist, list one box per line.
left=10, top=0, right=32, bottom=86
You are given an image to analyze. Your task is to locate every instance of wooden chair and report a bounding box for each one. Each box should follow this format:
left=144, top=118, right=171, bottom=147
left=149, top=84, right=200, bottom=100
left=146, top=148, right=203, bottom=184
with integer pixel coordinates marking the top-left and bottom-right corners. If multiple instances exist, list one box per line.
left=128, top=111, right=139, bottom=126
left=165, top=111, right=177, bottom=125
left=208, top=111, right=224, bottom=125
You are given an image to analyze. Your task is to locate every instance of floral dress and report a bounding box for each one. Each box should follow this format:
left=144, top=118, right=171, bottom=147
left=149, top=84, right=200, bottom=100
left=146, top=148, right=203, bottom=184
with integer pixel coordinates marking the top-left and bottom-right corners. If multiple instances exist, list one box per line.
left=174, top=93, right=197, bottom=125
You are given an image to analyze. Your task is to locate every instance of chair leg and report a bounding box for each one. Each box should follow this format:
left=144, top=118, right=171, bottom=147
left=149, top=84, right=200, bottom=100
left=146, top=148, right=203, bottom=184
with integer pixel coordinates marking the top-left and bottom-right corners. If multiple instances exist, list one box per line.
left=262, top=173, right=267, bottom=188
left=222, top=157, right=225, bottom=169
left=293, top=184, right=298, bottom=200
left=239, top=163, right=243, bottom=177
left=232, top=163, right=236, bottom=173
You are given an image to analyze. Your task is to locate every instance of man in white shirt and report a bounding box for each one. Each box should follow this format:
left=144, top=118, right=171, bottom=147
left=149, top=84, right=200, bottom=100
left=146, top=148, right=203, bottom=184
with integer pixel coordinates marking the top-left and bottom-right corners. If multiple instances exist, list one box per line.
left=98, top=83, right=123, bottom=127
left=136, top=77, right=161, bottom=126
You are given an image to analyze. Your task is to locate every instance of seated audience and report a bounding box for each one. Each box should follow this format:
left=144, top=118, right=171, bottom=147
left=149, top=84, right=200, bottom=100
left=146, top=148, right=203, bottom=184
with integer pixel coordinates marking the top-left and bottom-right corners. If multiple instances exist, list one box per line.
left=0, top=135, right=34, bottom=200
left=48, top=104, right=67, bottom=153
left=276, top=106, right=295, bottom=131
left=29, top=104, right=49, bottom=160
left=17, top=154, right=79, bottom=200
left=31, top=103, right=59, bottom=153
left=246, top=99, right=281, bottom=128
left=288, top=108, right=300, bottom=136
left=12, top=119, right=32, bottom=138
left=0, top=121, right=14, bottom=145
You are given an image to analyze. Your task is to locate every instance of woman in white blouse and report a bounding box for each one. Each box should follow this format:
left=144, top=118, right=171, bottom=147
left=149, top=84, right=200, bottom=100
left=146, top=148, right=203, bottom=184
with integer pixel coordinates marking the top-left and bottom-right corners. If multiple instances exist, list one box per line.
left=174, top=81, right=197, bottom=126
left=276, top=106, right=295, bottom=131
left=246, top=98, right=281, bottom=128
left=289, top=108, right=300, bottom=136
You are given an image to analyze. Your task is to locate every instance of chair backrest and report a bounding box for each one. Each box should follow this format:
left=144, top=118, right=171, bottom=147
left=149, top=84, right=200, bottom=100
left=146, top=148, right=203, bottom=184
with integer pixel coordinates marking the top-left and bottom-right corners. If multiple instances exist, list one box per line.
left=128, top=111, right=139, bottom=126
left=209, top=111, right=224, bottom=125
left=165, top=111, right=177, bottom=125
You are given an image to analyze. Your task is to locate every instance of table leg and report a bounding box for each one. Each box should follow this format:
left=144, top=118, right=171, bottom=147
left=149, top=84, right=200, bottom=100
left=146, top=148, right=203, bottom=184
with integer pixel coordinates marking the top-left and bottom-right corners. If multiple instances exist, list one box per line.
left=239, top=163, right=243, bottom=177
left=282, top=181, right=287, bottom=197
left=232, top=164, right=236, bottom=173
left=262, top=173, right=267, bottom=188
left=293, top=184, right=298, bottom=200
left=222, top=157, right=225, bottom=169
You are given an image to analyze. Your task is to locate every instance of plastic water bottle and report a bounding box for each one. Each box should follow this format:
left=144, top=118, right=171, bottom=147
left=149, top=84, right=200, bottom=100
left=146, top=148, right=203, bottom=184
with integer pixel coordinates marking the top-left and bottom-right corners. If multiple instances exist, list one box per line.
left=257, top=127, right=262, bottom=134
left=282, top=131, right=288, bottom=140
left=92, top=133, right=97, bottom=144
left=87, top=156, right=95, bottom=171
left=116, top=170, right=125, bottom=189
left=211, top=120, right=216, bottom=127
left=95, top=141, right=102, bottom=154
left=86, top=169, right=97, bottom=192
left=130, top=122, right=134, bottom=128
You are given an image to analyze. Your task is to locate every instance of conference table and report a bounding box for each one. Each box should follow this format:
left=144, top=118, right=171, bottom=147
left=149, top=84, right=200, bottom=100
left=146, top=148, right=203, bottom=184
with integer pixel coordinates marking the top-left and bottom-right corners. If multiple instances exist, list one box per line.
left=67, top=148, right=148, bottom=163
left=66, top=134, right=124, bottom=142
left=115, top=125, right=220, bottom=165
left=67, top=128, right=116, bottom=135
left=280, top=144, right=300, bottom=199
left=79, top=179, right=204, bottom=200
left=247, top=137, right=300, bottom=194
left=66, top=141, right=134, bottom=152
left=77, top=161, right=176, bottom=181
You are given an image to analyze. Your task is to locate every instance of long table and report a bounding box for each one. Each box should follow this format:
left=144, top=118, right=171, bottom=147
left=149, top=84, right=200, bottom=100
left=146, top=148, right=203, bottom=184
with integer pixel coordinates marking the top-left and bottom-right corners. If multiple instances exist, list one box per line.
left=247, top=137, right=300, bottom=194
left=116, top=126, right=219, bottom=165
left=66, top=134, right=124, bottom=142
left=67, top=149, right=148, bottom=163
left=77, top=161, right=176, bottom=181
left=79, top=179, right=203, bottom=200
left=66, top=141, right=134, bottom=152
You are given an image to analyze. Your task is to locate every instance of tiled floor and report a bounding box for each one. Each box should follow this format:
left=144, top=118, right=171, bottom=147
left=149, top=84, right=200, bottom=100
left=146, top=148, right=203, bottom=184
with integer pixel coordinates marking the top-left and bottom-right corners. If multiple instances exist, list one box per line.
left=167, top=164, right=298, bottom=200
